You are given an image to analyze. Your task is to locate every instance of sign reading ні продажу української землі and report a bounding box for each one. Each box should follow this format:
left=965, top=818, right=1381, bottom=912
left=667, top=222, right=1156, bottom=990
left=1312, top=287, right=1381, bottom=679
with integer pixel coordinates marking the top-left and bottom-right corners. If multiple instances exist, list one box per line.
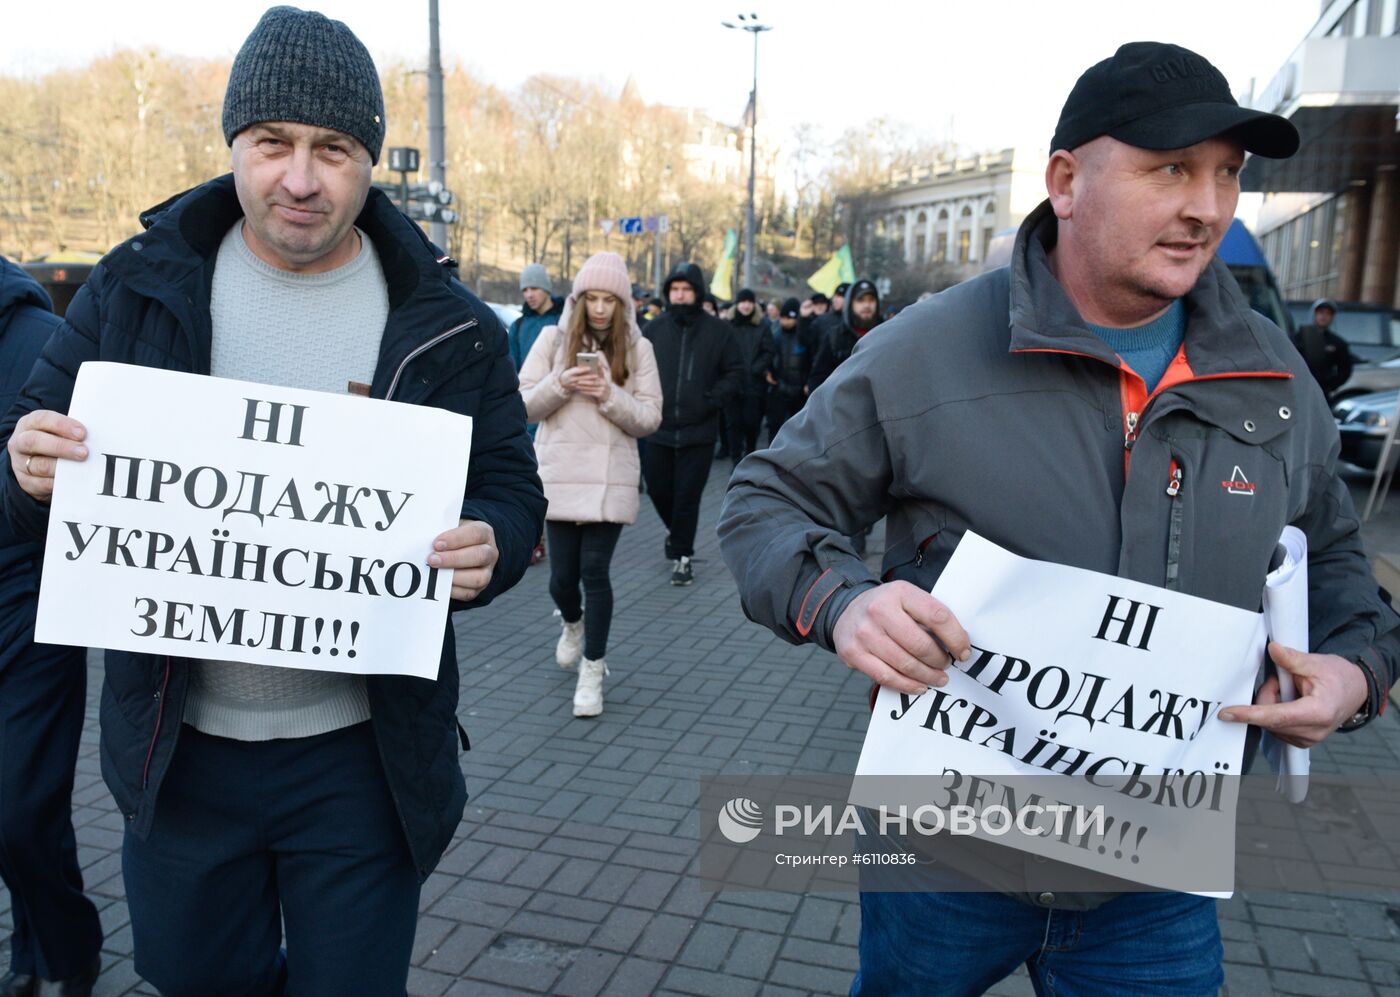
left=35, top=362, right=472, bottom=680
left=850, top=531, right=1266, bottom=896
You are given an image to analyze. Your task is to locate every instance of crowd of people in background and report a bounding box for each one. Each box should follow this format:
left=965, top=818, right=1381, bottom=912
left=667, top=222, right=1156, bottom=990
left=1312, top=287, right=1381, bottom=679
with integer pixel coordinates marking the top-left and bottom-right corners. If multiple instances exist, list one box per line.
left=500, top=255, right=902, bottom=716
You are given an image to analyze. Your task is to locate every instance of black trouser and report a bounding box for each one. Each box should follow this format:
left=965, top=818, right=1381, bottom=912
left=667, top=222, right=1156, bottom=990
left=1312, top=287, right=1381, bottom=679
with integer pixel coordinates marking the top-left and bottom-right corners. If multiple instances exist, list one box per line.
left=0, top=630, right=101, bottom=981
left=123, top=722, right=419, bottom=997
left=767, top=391, right=804, bottom=443
left=725, top=393, right=765, bottom=460
left=641, top=442, right=713, bottom=559
left=546, top=521, right=624, bottom=660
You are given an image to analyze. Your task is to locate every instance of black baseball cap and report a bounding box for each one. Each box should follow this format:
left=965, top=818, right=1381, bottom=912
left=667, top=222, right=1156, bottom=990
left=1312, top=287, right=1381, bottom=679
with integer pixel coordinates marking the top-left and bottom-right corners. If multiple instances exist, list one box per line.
left=810, top=292, right=829, bottom=306
left=833, top=282, right=851, bottom=298
left=1051, top=42, right=1298, bottom=159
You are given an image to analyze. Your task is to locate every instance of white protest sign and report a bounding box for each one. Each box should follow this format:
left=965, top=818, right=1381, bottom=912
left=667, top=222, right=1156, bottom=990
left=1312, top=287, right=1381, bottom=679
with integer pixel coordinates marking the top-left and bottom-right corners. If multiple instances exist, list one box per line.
left=851, top=532, right=1265, bottom=894
left=36, top=362, right=473, bottom=680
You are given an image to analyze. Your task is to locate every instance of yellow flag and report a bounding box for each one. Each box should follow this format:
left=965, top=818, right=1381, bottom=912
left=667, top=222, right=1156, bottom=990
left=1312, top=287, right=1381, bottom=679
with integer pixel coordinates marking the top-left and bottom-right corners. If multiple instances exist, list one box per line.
left=711, top=228, right=738, bottom=301
left=807, top=245, right=855, bottom=296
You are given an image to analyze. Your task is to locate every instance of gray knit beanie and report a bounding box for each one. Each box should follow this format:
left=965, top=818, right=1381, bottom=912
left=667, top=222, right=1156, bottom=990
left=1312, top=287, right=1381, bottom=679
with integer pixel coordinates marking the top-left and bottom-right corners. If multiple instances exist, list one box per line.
left=222, top=6, right=386, bottom=163
left=519, top=263, right=553, bottom=293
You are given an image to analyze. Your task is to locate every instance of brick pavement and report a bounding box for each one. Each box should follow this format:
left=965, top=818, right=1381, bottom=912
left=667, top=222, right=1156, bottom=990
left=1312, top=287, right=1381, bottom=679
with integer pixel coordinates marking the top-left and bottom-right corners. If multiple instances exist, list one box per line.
left=3, top=466, right=1400, bottom=996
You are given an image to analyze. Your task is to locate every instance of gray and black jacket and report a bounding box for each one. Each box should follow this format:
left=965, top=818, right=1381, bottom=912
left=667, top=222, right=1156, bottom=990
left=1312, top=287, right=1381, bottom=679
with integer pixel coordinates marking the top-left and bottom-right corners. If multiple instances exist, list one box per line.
left=719, top=201, right=1398, bottom=872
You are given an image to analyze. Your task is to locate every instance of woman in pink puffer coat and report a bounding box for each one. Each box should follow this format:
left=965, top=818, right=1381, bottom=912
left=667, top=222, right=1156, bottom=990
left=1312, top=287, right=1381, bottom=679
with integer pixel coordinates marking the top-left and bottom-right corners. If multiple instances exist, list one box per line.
left=519, top=252, right=662, bottom=717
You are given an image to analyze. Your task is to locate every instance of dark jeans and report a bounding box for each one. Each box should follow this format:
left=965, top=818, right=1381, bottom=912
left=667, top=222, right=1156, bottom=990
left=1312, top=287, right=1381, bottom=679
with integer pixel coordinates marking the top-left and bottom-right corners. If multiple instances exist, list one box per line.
left=546, top=520, right=624, bottom=660
left=767, top=391, right=804, bottom=444
left=852, top=890, right=1222, bottom=996
left=123, top=722, right=419, bottom=997
left=641, top=442, right=713, bottom=558
left=725, top=393, right=765, bottom=460
left=0, top=635, right=101, bottom=980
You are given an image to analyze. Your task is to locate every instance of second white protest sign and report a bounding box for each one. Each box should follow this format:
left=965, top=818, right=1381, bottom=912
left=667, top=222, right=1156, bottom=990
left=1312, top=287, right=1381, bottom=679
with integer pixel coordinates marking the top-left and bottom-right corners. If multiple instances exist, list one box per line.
left=851, top=531, right=1266, bottom=894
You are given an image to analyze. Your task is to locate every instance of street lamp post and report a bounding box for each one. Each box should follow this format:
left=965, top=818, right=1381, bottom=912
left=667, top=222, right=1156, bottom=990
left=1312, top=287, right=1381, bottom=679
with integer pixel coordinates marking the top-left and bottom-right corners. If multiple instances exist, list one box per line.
left=722, top=13, right=771, bottom=293
left=426, top=0, right=447, bottom=248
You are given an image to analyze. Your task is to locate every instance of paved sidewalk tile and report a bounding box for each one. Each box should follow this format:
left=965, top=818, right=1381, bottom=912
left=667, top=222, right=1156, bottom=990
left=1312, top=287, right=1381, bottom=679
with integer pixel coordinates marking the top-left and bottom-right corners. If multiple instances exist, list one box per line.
left=4, top=470, right=1400, bottom=995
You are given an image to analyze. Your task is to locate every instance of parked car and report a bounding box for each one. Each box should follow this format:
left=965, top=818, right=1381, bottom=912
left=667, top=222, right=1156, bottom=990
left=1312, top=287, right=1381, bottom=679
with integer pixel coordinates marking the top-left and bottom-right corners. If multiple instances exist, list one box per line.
left=20, top=251, right=103, bottom=318
left=1333, top=389, right=1399, bottom=469
left=485, top=301, right=522, bottom=331
left=1288, top=300, right=1400, bottom=365
left=1332, top=356, right=1400, bottom=399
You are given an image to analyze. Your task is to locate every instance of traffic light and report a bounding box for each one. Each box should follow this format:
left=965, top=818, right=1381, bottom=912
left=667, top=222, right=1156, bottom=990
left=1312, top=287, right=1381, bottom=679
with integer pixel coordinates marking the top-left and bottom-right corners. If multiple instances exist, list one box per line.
left=372, top=182, right=460, bottom=225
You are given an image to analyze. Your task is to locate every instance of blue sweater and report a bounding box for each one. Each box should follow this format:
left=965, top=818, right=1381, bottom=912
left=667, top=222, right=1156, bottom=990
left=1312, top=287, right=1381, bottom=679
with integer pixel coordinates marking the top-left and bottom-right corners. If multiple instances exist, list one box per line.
left=1087, top=299, right=1185, bottom=393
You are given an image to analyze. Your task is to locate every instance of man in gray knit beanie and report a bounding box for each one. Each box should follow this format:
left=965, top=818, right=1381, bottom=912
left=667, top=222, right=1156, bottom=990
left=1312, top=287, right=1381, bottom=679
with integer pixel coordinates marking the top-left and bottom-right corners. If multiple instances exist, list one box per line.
left=2, top=4, right=547, bottom=994
left=223, top=5, right=385, bottom=274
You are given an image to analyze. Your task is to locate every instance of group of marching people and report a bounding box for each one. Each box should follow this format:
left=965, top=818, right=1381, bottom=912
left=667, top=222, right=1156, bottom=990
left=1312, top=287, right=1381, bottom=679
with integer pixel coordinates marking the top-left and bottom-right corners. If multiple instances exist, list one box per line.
left=507, top=255, right=886, bottom=719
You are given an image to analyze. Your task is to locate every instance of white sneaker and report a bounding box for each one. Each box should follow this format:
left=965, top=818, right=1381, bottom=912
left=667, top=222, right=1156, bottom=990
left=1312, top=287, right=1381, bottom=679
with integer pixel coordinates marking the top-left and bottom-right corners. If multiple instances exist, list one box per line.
left=573, top=658, right=609, bottom=717
left=555, top=616, right=583, bottom=669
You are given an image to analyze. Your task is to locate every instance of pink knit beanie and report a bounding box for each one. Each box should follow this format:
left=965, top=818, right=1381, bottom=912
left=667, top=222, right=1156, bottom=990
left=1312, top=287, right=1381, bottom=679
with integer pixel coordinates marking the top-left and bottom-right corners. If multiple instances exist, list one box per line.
left=572, top=252, right=632, bottom=303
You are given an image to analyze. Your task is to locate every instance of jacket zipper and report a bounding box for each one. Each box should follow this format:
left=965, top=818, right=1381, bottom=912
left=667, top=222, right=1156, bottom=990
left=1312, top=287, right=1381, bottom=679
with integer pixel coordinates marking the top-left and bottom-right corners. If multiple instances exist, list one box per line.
left=884, top=533, right=939, bottom=582
left=674, top=330, right=688, bottom=423
left=134, top=319, right=476, bottom=803
left=386, top=318, right=478, bottom=400
left=141, top=657, right=172, bottom=789
left=377, top=316, right=476, bottom=877
left=1165, top=458, right=1184, bottom=591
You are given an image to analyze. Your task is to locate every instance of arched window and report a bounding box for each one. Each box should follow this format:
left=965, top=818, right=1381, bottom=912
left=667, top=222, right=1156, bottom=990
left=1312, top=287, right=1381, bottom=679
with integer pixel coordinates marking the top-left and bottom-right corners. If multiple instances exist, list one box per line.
left=937, top=207, right=949, bottom=221
left=983, top=199, right=997, bottom=216
left=960, top=205, right=973, bottom=218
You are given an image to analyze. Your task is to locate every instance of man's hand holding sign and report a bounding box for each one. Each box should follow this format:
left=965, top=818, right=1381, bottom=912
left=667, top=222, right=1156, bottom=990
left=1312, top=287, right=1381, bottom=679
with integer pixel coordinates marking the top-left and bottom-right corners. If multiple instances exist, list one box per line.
left=429, top=520, right=498, bottom=603
left=7, top=409, right=88, bottom=502
left=833, top=582, right=972, bottom=695
left=1219, top=642, right=1369, bottom=749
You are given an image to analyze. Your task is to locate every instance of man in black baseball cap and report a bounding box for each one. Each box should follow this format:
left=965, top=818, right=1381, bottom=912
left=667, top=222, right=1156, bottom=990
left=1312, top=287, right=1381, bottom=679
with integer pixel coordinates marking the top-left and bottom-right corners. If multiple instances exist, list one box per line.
left=1043, top=41, right=1299, bottom=330
left=764, top=297, right=810, bottom=439
left=722, top=40, right=1394, bottom=997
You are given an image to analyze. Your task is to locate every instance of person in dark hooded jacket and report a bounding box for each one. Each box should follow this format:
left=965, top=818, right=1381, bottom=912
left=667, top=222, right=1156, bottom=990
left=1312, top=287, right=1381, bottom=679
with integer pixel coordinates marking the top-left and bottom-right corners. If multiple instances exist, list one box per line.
left=1290, top=298, right=1353, bottom=400
left=642, top=262, right=743, bottom=586
left=0, top=257, right=102, bottom=997
left=807, top=278, right=883, bottom=392
left=723, top=288, right=773, bottom=462
left=763, top=296, right=812, bottom=440
left=803, top=281, right=847, bottom=365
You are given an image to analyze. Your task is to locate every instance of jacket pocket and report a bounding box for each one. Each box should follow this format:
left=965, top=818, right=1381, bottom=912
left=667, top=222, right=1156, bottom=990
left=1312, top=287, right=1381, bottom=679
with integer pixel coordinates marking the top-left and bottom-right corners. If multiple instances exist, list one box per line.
left=1170, top=431, right=1289, bottom=609
left=883, top=532, right=940, bottom=584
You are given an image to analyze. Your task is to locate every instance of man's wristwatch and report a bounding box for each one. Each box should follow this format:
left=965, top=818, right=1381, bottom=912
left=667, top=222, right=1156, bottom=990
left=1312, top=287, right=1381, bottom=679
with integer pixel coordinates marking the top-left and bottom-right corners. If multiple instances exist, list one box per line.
left=1339, top=655, right=1376, bottom=732
left=1338, top=702, right=1372, bottom=731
